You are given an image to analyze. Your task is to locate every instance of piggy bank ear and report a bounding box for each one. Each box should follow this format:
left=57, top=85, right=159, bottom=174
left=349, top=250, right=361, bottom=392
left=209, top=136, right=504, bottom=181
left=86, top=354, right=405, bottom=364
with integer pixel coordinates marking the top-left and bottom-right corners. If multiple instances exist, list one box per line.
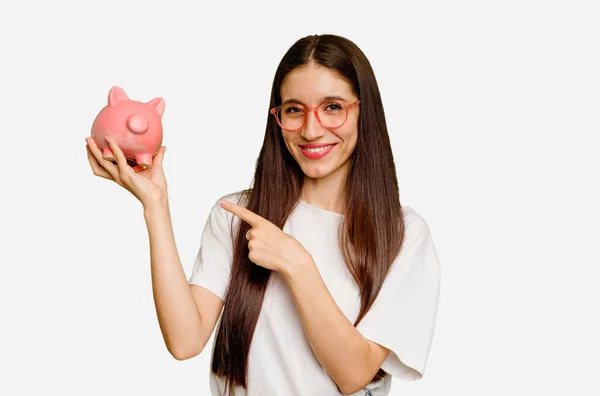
left=147, top=97, right=166, bottom=117
left=108, top=86, right=130, bottom=106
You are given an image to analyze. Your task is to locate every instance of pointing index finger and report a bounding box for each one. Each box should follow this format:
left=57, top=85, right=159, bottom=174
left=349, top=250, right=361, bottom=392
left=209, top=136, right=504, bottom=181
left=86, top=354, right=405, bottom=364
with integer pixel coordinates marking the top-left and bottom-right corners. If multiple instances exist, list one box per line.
left=219, top=200, right=262, bottom=226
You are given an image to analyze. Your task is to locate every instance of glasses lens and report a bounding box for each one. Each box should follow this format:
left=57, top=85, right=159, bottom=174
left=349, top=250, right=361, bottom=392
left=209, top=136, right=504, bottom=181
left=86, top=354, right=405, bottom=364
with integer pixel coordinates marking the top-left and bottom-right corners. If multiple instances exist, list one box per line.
left=278, top=104, right=306, bottom=131
left=318, top=101, right=347, bottom=128
left=277, top=101, right=348, bottom=131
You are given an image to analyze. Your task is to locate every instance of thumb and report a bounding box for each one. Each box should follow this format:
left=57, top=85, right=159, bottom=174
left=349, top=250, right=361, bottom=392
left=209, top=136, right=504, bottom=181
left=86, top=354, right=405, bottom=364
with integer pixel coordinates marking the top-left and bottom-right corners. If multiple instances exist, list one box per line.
left=156, top=146, right=166, bottom=167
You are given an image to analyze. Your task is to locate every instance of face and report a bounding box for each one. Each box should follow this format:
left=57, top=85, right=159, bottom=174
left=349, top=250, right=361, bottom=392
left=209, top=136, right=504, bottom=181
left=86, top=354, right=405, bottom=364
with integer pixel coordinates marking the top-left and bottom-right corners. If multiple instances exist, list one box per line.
left=279, top=63, right=360, bottom=180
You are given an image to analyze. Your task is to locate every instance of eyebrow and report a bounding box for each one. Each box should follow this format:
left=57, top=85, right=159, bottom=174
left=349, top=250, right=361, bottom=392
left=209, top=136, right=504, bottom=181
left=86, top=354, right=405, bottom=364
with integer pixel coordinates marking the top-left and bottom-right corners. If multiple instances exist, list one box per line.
left=282, top=95, right=349, bottom=105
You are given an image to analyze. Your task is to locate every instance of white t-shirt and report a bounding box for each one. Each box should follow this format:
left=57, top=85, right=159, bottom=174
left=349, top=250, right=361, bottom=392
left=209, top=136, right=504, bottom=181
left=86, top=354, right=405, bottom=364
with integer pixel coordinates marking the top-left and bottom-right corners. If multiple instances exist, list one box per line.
left=188, top=190, right=441, bottom=396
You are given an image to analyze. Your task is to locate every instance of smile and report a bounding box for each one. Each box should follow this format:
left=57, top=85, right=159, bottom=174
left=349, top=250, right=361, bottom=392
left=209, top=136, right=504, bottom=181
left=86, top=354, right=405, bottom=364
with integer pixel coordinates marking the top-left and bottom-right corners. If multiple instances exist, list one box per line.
left=299, top=144, right=337, bottom=159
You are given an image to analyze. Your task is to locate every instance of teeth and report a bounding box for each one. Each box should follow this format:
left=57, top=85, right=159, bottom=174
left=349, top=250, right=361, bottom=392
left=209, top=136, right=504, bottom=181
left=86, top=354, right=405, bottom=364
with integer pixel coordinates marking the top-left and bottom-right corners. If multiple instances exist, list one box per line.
left=305, top=144, right=333, bottom=153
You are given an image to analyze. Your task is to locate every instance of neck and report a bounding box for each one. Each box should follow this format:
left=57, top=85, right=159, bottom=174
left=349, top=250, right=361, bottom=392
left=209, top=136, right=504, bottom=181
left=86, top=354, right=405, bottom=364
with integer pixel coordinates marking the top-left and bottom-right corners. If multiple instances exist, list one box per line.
left=300, top=163, right=349, bottom=214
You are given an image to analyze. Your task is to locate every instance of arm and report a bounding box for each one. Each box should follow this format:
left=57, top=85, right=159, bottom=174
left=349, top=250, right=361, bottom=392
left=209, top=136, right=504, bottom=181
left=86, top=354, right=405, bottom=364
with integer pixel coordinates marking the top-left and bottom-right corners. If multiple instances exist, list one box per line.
left=216, top=200, right=440, bottom=388
left=215, top=200, right=389, bottom=393
left=281, top=260, right=391, bottom=395
left=144, top=198, right=223, bottom=360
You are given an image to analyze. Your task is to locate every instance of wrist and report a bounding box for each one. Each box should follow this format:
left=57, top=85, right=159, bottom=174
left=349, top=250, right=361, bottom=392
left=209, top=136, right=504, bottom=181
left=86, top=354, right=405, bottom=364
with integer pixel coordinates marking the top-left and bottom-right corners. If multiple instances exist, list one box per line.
left=143, top=197, right=170, bottom=218
left=282, top=253, right=315, bottom=282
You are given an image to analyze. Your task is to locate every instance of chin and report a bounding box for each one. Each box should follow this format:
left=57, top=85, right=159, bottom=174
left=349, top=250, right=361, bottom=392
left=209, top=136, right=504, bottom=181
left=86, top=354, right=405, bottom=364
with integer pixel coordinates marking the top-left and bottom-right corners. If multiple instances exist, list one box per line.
left=302, top=168, right=331, bottom=179
left=298, top=161, right=338, bottom=179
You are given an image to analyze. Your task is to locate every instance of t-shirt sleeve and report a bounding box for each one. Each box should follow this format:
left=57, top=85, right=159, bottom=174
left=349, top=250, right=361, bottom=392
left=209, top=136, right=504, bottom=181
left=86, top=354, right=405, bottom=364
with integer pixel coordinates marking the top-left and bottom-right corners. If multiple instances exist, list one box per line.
left=356, top=210, right=441, bottom=381
left=188, top=200, right=236, bottom=301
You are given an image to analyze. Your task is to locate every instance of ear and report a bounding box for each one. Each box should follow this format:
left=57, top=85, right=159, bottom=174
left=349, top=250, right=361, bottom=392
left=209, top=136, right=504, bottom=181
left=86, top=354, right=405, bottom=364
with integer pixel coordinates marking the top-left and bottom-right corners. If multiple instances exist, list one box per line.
left=147, top=97, right=166, bottom=117
left=108, top=86, right=129, bottom=106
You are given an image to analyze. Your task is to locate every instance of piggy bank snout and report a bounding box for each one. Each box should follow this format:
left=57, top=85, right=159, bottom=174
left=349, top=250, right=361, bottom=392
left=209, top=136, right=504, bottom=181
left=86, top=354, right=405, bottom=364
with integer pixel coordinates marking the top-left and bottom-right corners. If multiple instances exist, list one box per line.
left=127, top=114, right=149, bottom=134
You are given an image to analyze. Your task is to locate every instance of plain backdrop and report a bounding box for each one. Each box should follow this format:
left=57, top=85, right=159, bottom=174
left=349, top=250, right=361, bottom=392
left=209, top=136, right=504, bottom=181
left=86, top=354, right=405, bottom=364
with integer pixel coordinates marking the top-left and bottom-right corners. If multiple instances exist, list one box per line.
left=1, top=0, right=598, bottom=395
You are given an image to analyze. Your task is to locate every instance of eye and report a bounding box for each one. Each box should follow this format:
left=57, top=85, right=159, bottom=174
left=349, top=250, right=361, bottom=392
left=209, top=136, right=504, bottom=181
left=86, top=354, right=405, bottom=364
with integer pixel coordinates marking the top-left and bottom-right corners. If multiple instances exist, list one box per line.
left=323, top=102, right=343, bottom=112
left=283, top=104, right=303, bottom=114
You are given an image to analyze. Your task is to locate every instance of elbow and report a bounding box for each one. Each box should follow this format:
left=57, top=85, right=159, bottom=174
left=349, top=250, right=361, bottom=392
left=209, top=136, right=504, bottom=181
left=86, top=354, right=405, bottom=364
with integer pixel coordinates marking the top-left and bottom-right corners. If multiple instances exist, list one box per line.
left=337, top=369, right=379, bottom=395
left=169, top=343, right=204, bottom=361
left=337, top=376, right=370, bottom=395
left=171, top=348, right=198, bottom=361
left=166, top=331, right=209, bottom=361
left=171, top=350, right=192, bottom=361
left=339, top=384, right=364, bottom=395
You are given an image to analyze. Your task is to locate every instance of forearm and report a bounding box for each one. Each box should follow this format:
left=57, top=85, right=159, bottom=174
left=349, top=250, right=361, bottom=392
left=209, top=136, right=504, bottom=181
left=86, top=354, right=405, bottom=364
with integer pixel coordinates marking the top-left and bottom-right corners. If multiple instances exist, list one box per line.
left=282, top=260, right=375, bottom=393
left=144, top=199, right=203, bottom=359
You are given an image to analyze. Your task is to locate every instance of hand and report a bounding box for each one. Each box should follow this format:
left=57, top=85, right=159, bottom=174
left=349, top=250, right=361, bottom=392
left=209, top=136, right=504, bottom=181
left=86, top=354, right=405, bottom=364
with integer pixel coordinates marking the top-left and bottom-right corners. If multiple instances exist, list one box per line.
left=85, top=136, right=168, bottom=207
left=219, top=200, right=313, bottom=276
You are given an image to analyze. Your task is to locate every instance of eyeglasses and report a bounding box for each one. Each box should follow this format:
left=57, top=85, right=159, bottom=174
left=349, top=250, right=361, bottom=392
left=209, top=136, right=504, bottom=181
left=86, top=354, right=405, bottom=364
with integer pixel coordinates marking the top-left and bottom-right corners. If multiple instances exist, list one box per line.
left=270, top=99, right=360, bottom=132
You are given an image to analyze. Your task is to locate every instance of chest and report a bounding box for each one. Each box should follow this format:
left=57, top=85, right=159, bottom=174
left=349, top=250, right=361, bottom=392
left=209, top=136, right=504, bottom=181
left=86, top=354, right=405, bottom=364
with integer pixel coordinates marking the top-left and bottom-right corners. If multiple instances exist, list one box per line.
left=263, top=218, right=362, bottom=323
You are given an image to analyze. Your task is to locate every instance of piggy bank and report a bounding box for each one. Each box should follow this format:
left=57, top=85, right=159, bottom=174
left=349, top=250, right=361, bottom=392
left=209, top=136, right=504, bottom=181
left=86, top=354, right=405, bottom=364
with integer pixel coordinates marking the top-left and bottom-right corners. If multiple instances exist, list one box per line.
left=91, top=86, right=165, bottom=169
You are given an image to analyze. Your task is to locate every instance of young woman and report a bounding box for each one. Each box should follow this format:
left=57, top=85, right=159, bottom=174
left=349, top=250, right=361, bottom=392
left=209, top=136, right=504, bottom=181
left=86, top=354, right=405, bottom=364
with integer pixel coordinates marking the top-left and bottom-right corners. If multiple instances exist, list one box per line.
left=85, top=34, right=441, bottom=396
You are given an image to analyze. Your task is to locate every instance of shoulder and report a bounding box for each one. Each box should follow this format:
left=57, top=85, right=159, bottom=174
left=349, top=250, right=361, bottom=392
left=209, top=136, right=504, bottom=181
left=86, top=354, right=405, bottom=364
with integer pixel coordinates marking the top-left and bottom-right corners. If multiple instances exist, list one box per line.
left=397, top=205, right=437, bottom=264
left=216, top=189, right=251, bottom=206
left=207, top=189, right=251, bottom=233
left=401, top=205, right=430, bottom=238
left=209, top=189, right=251, bottom=218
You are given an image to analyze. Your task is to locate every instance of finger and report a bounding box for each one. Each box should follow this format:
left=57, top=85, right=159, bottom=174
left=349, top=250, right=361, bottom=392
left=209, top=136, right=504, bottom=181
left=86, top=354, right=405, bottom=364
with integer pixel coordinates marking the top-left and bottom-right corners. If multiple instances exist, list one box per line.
left=247, top=238, right=265, bottom=252
left=85, top=138, right=118, bottom=181
left=86, top=137, right=120, bottom=182
left=106, top=137, right=135, bottom=180
left=248, top=249, right=258, bottom=264
left=156, top=146, right=166, bottom=167
left=219, top=201, right=263, bottom=227
left=86, top=144, right=113, bottom=179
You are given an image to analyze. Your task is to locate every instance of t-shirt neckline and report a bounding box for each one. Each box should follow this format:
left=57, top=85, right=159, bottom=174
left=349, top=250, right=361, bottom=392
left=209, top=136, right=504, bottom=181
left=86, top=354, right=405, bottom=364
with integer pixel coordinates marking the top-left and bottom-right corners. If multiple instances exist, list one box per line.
left=297, top=199, right=345, bottom=218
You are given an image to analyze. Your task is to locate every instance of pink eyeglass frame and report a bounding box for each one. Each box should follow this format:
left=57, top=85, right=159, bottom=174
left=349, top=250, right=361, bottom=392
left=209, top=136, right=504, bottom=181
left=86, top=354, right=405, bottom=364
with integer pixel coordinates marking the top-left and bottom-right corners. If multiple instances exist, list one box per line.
left=270, top=100, right=361, bottom=132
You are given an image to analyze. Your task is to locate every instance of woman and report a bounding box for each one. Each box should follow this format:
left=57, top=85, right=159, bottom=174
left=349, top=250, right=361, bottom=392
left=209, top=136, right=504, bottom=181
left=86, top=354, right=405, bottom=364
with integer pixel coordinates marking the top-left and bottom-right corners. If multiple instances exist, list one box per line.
left=85, top=34, right=441, bottom=396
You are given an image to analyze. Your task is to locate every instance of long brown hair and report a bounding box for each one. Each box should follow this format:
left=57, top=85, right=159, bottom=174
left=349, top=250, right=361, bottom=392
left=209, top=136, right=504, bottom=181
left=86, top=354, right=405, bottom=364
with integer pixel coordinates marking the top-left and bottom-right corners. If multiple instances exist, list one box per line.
left=212, top=34, right=405, bottom=394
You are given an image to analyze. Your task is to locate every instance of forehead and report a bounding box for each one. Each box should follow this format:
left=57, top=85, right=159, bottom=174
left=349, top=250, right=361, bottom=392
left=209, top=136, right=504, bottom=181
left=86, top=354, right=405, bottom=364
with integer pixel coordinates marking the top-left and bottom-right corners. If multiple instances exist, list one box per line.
left=280, top=64, right=354, bottom=102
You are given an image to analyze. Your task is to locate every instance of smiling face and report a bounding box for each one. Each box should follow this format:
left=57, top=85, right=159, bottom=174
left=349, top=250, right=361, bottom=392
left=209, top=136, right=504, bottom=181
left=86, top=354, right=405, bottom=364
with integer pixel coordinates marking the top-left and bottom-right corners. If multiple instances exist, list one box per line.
left=279, top=63, right=360, bottom=180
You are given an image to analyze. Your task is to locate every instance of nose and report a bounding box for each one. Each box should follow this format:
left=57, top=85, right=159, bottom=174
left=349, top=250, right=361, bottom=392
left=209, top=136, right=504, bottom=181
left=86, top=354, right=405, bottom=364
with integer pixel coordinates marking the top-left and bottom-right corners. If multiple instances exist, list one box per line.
left=127, top=114, right=149, bottom=134
left=300, top=109, right=327, bottom=141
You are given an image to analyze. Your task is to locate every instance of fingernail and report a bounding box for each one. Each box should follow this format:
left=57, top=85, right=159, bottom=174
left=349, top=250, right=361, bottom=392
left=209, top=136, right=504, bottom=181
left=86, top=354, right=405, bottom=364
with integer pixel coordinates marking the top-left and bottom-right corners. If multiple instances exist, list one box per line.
left=219, top=201, right=226, bottom=207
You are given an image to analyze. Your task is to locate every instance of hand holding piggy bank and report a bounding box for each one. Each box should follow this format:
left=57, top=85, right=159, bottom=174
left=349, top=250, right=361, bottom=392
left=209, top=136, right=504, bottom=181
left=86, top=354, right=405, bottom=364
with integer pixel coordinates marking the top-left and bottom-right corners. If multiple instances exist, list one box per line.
left=91, top=86, right=165, bottom=169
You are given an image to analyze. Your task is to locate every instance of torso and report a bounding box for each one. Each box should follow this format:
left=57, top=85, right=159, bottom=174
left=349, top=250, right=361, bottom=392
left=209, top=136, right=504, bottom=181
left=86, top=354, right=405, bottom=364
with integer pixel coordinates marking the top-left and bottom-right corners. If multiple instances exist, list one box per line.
left=208, top=195, right=412, bottom=395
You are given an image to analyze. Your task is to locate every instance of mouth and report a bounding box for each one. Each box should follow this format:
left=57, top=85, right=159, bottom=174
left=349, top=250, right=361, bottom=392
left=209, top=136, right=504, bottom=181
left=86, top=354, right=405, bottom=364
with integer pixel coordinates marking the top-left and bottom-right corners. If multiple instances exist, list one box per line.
left=298, top=143, right=338, bottom=159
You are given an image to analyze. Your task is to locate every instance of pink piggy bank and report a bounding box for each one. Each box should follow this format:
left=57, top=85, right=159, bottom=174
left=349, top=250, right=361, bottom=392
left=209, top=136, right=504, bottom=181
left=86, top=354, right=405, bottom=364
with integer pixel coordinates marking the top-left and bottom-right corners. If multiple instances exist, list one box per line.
left=91, top=86, right=165, bottom=169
